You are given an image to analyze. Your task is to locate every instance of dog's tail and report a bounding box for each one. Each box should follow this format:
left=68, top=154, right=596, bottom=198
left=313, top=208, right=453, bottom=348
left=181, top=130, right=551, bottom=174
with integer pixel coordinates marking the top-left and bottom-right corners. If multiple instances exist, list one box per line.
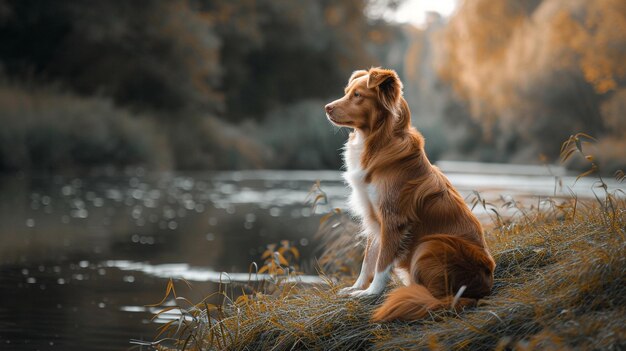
left=371, top=234, right=495, bottom=322
left=371, top=284, right=476, bottom=322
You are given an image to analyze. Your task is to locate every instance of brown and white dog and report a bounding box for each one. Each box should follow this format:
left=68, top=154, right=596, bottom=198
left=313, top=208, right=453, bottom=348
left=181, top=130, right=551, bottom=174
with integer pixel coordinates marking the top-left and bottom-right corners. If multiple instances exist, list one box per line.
left=325, top=68, right=495, bottom=322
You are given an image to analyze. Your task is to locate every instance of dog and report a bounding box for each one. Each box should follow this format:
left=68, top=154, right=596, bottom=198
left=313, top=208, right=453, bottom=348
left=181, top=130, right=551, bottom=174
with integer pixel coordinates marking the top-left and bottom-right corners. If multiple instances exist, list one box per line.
left=324, top=67, right=495, bottom=322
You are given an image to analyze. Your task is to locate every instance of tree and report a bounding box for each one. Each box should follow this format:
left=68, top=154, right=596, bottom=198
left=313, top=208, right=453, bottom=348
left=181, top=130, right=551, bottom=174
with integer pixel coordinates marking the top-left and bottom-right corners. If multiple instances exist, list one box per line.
left=436, top=0, right=626, bottom=162
left=0, top=0, right=222, bottom=115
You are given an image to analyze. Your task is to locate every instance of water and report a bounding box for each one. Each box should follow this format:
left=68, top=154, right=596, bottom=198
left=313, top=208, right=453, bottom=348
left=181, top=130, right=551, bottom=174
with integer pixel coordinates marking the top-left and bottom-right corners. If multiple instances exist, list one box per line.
left=0, top=165, right=623, bottom=350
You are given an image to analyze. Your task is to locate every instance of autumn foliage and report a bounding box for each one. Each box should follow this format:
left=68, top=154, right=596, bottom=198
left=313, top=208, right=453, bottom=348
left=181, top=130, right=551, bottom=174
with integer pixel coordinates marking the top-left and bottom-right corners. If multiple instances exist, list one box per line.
left=436, top=0, right=626, bottom=168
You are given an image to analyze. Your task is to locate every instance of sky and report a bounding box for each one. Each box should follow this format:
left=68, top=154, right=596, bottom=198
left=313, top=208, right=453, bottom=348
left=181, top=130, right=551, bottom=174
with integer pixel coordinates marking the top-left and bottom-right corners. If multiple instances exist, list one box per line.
left=381, top=0, right=459, bottom=27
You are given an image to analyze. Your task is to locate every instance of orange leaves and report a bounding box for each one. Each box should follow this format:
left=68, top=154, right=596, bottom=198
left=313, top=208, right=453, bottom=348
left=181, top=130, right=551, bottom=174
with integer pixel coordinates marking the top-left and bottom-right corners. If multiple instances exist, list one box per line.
left=560, top=133, right=598, bottom=183
left=320, top=207, right=342, bottom=225
left=258, top=240, right=300, bottom=279
left=559, top=133, right=596, bottom=163
left=307, top=179, right=328, bottom=213
left=308, top=178, right=343, bottom=227
left=438, top=0, right=626, bottom=162
left=580, top=0, right=626, bottom=93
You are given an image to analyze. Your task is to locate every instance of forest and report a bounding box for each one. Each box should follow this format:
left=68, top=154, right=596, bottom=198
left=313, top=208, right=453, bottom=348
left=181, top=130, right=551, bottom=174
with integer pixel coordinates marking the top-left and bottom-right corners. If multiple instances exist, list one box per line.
left=0, top=0, right=624, bottom=172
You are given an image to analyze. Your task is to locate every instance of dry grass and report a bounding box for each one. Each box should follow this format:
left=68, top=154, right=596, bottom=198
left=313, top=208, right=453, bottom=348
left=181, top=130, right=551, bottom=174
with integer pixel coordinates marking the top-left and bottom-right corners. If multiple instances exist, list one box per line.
left=143, top=138, right=625, bottom=350
left=143, top=190, right=625, bottom=350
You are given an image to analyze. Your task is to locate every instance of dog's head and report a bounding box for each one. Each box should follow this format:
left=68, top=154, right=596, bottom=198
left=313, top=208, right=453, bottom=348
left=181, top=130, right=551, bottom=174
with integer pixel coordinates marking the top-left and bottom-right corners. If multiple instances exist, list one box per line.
left=325, top=67, right=404, bottom=131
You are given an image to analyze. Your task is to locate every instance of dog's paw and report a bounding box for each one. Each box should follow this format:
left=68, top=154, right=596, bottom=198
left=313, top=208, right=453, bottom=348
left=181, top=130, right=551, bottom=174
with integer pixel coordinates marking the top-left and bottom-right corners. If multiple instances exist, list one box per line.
left=349, top=288, right=379, bottom=298
left=338, top=286, right=359, bottom=295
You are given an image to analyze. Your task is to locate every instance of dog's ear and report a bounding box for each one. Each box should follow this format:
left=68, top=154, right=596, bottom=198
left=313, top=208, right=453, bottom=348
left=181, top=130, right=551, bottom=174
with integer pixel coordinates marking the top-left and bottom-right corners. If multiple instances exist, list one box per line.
left=367, top=68, right=403, bottom=115
left=348, top=70, right=368, bottom=84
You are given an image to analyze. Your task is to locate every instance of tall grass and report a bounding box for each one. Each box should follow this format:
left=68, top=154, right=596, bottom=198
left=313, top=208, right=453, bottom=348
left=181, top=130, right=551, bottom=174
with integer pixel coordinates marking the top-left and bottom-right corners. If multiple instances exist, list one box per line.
left=144, top=194, right=625, bottom=350
left=143, top=136, right=625, bottom=350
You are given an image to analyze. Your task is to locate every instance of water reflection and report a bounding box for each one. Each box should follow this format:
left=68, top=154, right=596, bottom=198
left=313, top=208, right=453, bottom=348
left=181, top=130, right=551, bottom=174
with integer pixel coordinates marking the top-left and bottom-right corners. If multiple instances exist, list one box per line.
left=0, top=171, right=341, bottom=350
left=104, top=260, right=323, bottom=285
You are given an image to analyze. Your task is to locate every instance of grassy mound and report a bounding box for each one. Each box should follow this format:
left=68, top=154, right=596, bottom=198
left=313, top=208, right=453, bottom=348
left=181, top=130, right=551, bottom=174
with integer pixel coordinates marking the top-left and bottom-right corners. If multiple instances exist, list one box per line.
left=151, top=195, right=625, bottom=351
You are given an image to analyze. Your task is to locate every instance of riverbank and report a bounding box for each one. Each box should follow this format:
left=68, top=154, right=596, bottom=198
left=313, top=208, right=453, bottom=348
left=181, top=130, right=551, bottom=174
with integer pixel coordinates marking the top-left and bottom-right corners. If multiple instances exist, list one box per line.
left=155, top=195, right=625, bottom=350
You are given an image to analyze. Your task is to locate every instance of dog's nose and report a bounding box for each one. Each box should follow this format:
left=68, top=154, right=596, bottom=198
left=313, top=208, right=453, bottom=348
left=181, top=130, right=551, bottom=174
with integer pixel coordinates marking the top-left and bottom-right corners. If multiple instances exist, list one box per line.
left=325, top=104, right=334, bottom=114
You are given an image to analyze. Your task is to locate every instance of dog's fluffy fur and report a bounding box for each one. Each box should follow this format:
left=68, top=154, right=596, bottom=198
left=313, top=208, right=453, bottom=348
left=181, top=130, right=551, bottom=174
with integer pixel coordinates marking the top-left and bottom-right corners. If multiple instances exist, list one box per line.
left=324, top=68, right=495, bottom=322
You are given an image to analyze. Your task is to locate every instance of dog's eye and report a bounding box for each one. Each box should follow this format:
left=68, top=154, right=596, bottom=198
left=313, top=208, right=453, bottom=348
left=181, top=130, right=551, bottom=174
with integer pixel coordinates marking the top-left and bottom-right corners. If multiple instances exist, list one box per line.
left=354, top=91, right=360, bottom=97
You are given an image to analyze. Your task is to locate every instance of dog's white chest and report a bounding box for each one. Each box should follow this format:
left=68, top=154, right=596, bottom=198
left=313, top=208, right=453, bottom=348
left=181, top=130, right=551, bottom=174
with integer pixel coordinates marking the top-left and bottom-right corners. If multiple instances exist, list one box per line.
left=342, top=133, right=378, bottom=219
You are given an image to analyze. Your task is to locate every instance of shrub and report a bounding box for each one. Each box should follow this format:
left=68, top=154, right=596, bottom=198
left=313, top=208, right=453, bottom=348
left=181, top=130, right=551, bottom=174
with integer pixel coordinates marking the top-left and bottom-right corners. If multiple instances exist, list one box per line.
left=255, top=99, right=347, bottom=170
left=0, top=84, right=170, bottom=171
left=169, top=115, right=271, bottom=170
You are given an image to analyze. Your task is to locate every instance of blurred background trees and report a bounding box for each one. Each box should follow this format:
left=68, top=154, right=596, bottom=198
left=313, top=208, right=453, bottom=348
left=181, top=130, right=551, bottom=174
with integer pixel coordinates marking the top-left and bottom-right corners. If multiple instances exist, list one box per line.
left=0, top=0, right=624, bottom=172
left=435, top=0, right=626, bottom=170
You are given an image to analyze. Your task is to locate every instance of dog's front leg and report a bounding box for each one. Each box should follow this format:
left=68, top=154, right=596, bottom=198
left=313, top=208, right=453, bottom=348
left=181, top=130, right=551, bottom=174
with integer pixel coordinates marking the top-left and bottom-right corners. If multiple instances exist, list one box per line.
left=351, top=207, right=404, bottom=297
left=339, top=236, right=379, bottom=295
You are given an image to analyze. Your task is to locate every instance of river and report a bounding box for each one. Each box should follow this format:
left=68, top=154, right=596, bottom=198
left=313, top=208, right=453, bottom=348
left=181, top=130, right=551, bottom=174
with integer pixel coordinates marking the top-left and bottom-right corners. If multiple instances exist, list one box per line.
left=0, top=163, right=623, bottom=350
